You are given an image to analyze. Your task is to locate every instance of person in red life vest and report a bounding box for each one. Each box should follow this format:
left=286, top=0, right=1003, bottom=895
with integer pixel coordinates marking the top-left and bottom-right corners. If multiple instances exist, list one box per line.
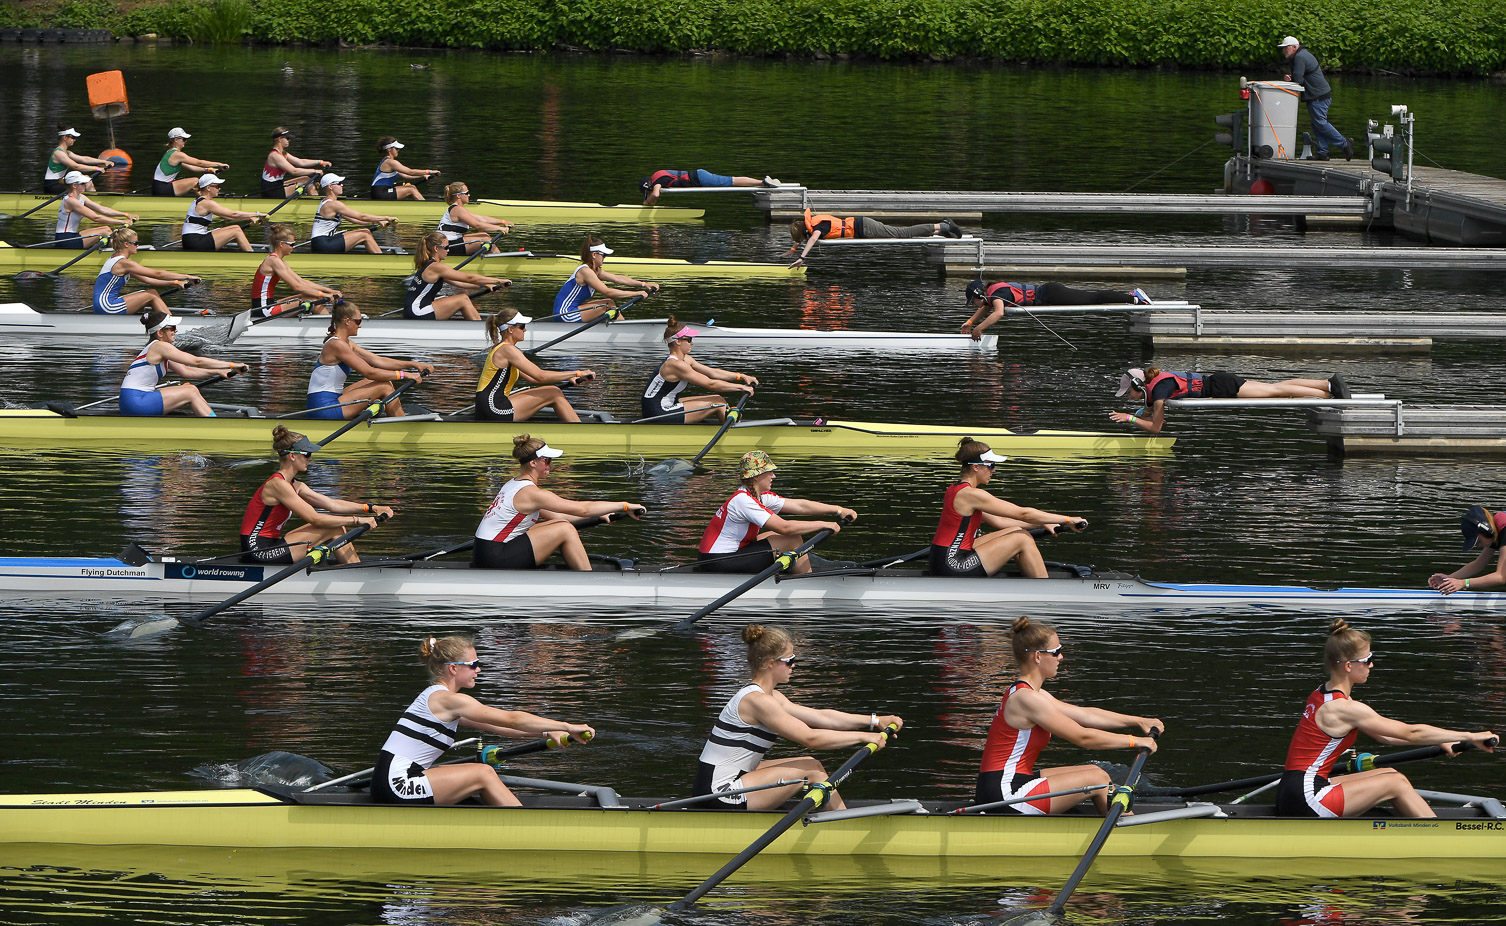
left=695, top=451, right=855, bottom=575
left=251, top=224, right=342, bottom=317
left=976, top=615, right=1162, bottom=814
left=259, top=127, right=330, bottom=199
left=1110, top=365, right=1351, bottom=435
left=1274, top=618, right=1495, bottom=818
left=639, top=169, right=781, bottom=206
left=239, top=424, right=393, bottom=565
left=692, top=623, right=902, bottom=812
left=960, top=278, right=1154, bottom=340
left=930, top=437, right=1086, bottom=578
left=1428, top=505, right=1506, bottom=594
left=787, top=208, right=964, bottom=267
left=472, top=434, right=644, bottom=571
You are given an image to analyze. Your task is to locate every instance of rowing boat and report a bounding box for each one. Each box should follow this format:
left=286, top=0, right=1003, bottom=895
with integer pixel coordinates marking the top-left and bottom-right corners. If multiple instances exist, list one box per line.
left=0, top=241, right=803, bottom=280
left=0, top=304, right=998, bottom=353
left=0, top=412, right=1171, bottom=458
left=0, top=557, right=1493, bottom=612
left=1, top=788, right=1499, bottom=859
left=0, top=191, right=703, bottom=225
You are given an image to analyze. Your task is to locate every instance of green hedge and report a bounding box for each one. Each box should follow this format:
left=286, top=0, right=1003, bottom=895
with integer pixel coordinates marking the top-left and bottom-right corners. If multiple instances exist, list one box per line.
left=9, top=0, right=1505, bottom=75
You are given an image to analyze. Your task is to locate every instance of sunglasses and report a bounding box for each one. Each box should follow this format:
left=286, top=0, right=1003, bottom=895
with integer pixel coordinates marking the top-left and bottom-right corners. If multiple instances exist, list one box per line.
left=1031, top=645, right=1064, bottom=657
left=447, top=659, right=482, bottom=670
left=776, top=655, right=798, bottom=667
left=1350, top=653, right=1374, bottom=666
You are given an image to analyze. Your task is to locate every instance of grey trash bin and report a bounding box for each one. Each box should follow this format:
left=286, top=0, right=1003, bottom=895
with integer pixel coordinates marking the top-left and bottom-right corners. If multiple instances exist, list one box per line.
left=1247, top=80, right=1303, bottom=160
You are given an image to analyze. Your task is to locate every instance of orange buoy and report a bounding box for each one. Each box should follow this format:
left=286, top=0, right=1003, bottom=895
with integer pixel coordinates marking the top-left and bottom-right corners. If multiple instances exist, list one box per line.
left=1249, top=179, right=1276, bottom=195
left=86, top=70, right=131, bottom=166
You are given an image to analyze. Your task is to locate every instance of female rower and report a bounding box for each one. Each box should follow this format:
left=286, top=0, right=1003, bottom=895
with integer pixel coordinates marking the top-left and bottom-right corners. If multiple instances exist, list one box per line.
left=1110, top=366, right=1350, bottom=435
left=976, top=616, right=1162, bottom=814
left=1428, top=505, right=1506, bottom=595
left=477, top=310, right=593, bottom=423
left=252, top=223, right=342, bottom=316
left=788, top=208, right=963, bottom=267
left=94, top=228, right=201, bottom=315
left=931, top=437, right=1087, bottom=579
left=552, top=237, right=659, bottom=324
left=309, top=173, right=396, bottom=254
left=472, top=434, right=645, bottom=571
left=693, top=624, right=901, bottom=812
left=438, top=181, right=513, bottom=255
left=372, top=634, right=594, bottom=807
left=1275, top=618, right=1495, bottom=818
left=960, top=279, right=1154, bottom=340
left=240, top=423, right=393, bottom=564
left=151, top=127, right=229, bottom=197
left=54, top=171, right=135, bottom=248
left=180, top=174, right=264, bottom=252
left=260, top=127, right=329, bottom=199
left=119, top=310, right=249, bottom=417
left=307, top=301, right=432, bottom=420
left=696, top=451, right=854, bottom=576
left=43, top=124, right=111, bottom=193
left=641, top=320, right=756, bottom=424
left=405, top=232, right=509, bottom=321
left=371, top=137, right=439, bottom=201
left=639, top=169, right=780, bottom=206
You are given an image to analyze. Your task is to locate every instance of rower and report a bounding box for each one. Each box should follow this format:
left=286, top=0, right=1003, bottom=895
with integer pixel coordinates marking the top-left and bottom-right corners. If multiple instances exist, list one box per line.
left=552, top=237, right=658, bottom=324
left=371, top=634, right=594, bottom=807
left=1111, top=366, right=1351, bottom=435
left=930, top=437, right=1086, bottom=579
left=638, top=169, right=780, bottom=206
left=371, top=137, right=438, bottom=201
left=309, top=173, right=397, bottom=254
left=788, top=208, right=963, bottom=267
left=975, top=615, right=1163, bottom=814
left=54, top=171, right=135, bottom=248
left=471, top=434, right=644, bottom=571
left=1274, top=618, right=1495, bottom=819
left=695, top=451, right=854, bottom=576
left=405, top=232, right=509, bottom=320
left=692, top=623, right=900, bottom=812
left=151, top=127, right=230, bottom=197
left=307, top=301, right=431, bottom=420
left=1428, top=505, right=1506, bottom=595
left=641, top=320, right=756, bottom=424
left=119, top=310, right=249, bottom=417
left=181, top=174, right=265, bottom=252
left=960, top=278, right=1154, bottom=340
left=260, top=127, right=329, bottom=199
left=94, top=227, right=201, bottom=315
left=240, top=424, right=394, bottom=564
left=476, top=310, right=593, bottom=423
left=252, top=223, right=342, bottom=316
left=438, top=181, right=513, bottom=256
left=43, top=123, right=111, bottom=194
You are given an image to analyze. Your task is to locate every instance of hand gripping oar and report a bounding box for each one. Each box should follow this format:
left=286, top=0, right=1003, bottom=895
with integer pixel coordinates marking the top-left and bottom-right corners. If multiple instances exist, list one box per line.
left=673, top=514, right=851, bottom=630
left=14, top=235, right=107, bottom=281
left=315, top=379, right=415, bottom=444
left=305, top=733, right=580, bottom=792
left=523, top=295, right=642, bottom=358
left=1001, top=728, right=1160, bottom=926
left=451, top=229, right=511, bottom=272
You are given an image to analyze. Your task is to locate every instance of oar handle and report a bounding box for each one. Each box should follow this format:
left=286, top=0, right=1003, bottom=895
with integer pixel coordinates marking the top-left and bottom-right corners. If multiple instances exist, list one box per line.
left=671, top=515, right=851, bottom=630
left=315, top=379, right=415, bottom=445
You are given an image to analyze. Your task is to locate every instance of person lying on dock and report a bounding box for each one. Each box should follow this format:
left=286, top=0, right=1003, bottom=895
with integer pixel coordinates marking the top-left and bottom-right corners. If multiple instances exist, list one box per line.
left=930, top=438, right=1086, bottom=578
left=694, top=451, right=855, bottom=576
left=1110, top=366, right=1351, bottom=435
left=961, top=279, right=1154, bottom=339
left=639, top=169, right=781, bottom=206
left=552, top=238, right=659, bottom=324
left=788, top=208, right=964, bottom=267
left=252, top=224, right=342, bottom=317
left=1427, top=505, right=1506, bottom=595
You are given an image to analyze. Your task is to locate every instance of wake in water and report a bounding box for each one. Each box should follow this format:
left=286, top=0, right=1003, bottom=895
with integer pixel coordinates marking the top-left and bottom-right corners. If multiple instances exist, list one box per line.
left=190, top=751, right=337, bottom=789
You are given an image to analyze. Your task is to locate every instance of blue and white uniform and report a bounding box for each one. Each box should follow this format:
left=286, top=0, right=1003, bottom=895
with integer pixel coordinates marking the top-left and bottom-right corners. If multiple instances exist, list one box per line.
left=370, top=161, right=399, bottom=198
left=692, top=684, right=779, bottom=808
left=371, top=684, right=460, bottom=805
left=180, top=199, right=216, bottom=252
left=93, top=255, right=131, bottom=314
left=306, top=345, right=353, bottom=420
left=119, top=345, right=167, bottom=416
left=551, top=265, right=600, bottom=323
left=310, top=199, right=345, bottom=254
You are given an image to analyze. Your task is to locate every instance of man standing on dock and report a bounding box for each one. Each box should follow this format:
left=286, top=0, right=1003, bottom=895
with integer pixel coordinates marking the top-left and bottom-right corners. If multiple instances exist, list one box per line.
left=1280, top=36, right=1352, bottom=161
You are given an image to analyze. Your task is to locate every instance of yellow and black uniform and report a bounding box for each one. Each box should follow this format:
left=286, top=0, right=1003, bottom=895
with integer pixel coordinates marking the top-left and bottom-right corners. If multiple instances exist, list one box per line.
left=476, top=349, right=522, bottom=421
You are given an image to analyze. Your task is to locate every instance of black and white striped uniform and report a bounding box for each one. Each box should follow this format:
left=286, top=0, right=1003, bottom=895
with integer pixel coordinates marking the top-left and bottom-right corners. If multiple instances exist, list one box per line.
left=692, top=684, right=778, bottom=807
left=370, top=684, right=460, bottom=804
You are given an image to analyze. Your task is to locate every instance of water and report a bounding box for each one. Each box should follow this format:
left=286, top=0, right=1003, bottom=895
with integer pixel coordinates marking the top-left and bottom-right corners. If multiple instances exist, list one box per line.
left=1, top=45, right=1504, bottom=926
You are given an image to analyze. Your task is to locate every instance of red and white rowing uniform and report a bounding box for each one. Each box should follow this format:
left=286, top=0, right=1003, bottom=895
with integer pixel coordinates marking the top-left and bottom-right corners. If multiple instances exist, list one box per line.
left=476, top=477, right=539, bottom=543
left=251, top=265, right=282, bottom=309
left=976, top=680, right=1054, bottom=814
left=240, top=472, right=293, bottom=540
left=1278, top=685, right=1358, bottom=818
left=698, top=488, right=784, bottom=554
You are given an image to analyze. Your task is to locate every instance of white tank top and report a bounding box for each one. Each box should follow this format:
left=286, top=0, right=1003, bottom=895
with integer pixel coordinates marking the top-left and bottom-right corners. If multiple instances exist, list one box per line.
left=121, top=345, right=165, bottom=393
left=475, top=477, right=540, bottom=543
left=307, top=341, right=352, bottom=395
left=181, top=198, right=213, bottom=238
left=697, top=684, right=778, bottom=774
left=312, top=198, right=343, bottom=238
left=379, top=684, right=460, bottom=767
left=438, top=204, right=469, bottom=243
left=55, top=196, right=84, bottom=235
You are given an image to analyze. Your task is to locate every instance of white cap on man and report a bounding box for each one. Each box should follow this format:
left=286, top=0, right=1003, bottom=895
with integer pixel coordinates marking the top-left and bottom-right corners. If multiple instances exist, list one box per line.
left=198, top=174, right=225, bottom=188
left=1278, top=36, right=1300, bottom=48
left=167, top=126, right=192, bottom=140
left=63, top=170, right=91, bottom=185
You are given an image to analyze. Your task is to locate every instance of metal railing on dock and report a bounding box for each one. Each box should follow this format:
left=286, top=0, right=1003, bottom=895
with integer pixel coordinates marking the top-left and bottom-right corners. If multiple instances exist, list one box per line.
left=754, top=189, right=1370, bottom=220
left=935, top=242, right=1506, bottom=275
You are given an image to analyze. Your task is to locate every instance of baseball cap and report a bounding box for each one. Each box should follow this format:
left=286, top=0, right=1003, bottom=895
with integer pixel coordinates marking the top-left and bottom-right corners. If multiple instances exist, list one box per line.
left=58, top=127, right=82, bottom=137
left=1461, top=505, right=1498, bottom=551
left=1278, top=36, right=1300, bottom=47
left=197, top=174, right=225, bottom=188
left=964, top=279, right=986, bottom=303
left=740, top=450, right=777, bottom=480
left=63, top=170, right=91, bottom=185
left=1116, top=368, right=1147, bottom=397
left=167, top=127, right=192, bottom=140
left=320, top=173, right=346, bottom=186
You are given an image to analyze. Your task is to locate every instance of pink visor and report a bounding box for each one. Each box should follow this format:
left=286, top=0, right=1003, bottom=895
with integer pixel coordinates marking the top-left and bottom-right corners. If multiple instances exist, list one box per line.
left=672, top=326, right=699, bottom=340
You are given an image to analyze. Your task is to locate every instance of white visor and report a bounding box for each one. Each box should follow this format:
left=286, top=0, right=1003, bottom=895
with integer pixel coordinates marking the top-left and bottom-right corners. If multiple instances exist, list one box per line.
left=387, top=140, right=405, bottom=149
left=528, top=443, right=564, bottom=460
left=969, top=450, right=1007, bottom=465
left=63, top=170, right=91, bottom=185
left=59, top=127, right=82, bottom=137
left=588, top=243, right=614, bottom=255
left=198, top=174, right=225, bottom=188
left=147, top=316, right=180, bottom=334
left=503, top=312, right=532, bottom=327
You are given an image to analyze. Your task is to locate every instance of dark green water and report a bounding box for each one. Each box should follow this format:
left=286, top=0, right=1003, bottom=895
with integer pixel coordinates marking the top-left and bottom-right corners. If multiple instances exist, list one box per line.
left=1, top=45, right=1504, bottom=926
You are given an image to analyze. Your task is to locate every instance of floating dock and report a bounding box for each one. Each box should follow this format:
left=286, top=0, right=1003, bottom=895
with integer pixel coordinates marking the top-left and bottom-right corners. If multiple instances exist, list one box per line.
left=1125, top=310, right=1506, bottom=354
left=932, top=242, right=1506, bottom=276
left=754, top=190, right=1369, bottom=223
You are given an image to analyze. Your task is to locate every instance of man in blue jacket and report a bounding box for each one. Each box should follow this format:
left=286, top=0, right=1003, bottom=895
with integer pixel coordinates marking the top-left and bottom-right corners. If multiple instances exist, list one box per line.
left=1281, top=35, right=1352, bottom=161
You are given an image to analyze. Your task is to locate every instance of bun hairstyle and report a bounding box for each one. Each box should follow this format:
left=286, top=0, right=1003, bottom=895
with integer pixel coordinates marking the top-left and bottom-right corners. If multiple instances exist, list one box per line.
left=272, top=424, right=306, bottom=454
left=327, top=300, right=362, bottom=335
left=1324, top=617, right=1372, bottom=667
left=419, top=634, right=474, bottom=680
left=444, top=181, right=467, bottom=203
left=662, top=316, right=682, bottom=342
left=1010, top=615, right=1056, bottom=663
left=485, top=308, right=521, bottom=345
left=376, top=135, right=398, bottom=153
left=512, top=432, right=545, bottom=463
left=269, top=223, right=296, bottom=245
left=415, top=231, right=449, bottom=269
left=109, top=227, right=138, bottom=250
left=743, top=623, right=794, bottom=674
left=956, top=436, right=992, bottom=470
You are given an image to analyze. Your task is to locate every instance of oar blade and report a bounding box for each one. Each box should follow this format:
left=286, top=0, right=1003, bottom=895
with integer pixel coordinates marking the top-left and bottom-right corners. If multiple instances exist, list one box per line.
left=227, top=308, right=255, bottom=342
left=13, top=270, right=48, bottom=282
left=582, top=904, right=667, bottom=926
left=998, top=908, right=1063, bottom=926
left=103, top=615, right=180, bottom=640
left=646, top=458, right=694, bottom=476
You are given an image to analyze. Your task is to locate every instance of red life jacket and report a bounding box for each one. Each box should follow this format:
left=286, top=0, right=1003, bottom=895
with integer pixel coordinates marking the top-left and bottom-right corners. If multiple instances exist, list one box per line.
left=650, top=169, right=690, bottom=188
left=985, top=281, right=1036, bottom=306
left=804, top=208, right=856, bottom=239
left=1143, top=371, right=1206, bottom=401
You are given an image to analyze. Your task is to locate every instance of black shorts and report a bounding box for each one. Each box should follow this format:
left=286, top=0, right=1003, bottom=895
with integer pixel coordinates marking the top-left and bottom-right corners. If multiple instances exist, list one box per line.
left=476, top=389, right=516, bottom=422
left=370, top=185, right=397, bottom=201
left=696, top=539, right=776, bottom=574
left=310, top=235, right=346, bottom=254
left=1200, top=372, right=1246, bottom=399
left=370, top=752, right=436, bottom=805
left=42, top=178, right=65, bottom=195
left=260, top=178, right=288, bottom=199
left=241, top=534, right=295, bottom=564
left=182, top=233, right=217, bottom=252
left=473, top=534, right=538, bottom=570
left=930, top=543, right=987, bottom=578
left=641, top=399, right=685, bottom=425
left=151, top=179, right=178, bottom=196
left=975, top=769, right=1050, bottom=813
left=1274, top=769, right=1332, bottom=817
left=691, top=760, right=749, bottom=810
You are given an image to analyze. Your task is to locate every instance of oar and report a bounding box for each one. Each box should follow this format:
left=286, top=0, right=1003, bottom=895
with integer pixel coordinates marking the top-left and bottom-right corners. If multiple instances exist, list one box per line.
left=523, top=296, right=642, bottom=357
left=263, top=182, right=309, bottom=221
left=56, top=369, right=240, bottom=415
left=389, top=513, right=624, bottom=565
left=315, top=379, right=415, bottom=444
left=1001, top=728, right=1160, bottom=926
left=306, top=733, right=575, bottom=792
left=14, top=235, right=107, bottom=281
left=852, top=525, right=1076, bottom=572
left=6, top=191, right=67, bottom=220
left=451, top=229, right=510, bottom=271
left=645, top=391, right=753, bottom=477
left=225, top=294, right=328, bottom=342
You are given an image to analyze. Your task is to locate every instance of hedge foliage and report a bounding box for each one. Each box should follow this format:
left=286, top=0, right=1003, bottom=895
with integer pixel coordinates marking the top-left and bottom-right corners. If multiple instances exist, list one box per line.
left=6, top=0, right=1504, bottom=75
